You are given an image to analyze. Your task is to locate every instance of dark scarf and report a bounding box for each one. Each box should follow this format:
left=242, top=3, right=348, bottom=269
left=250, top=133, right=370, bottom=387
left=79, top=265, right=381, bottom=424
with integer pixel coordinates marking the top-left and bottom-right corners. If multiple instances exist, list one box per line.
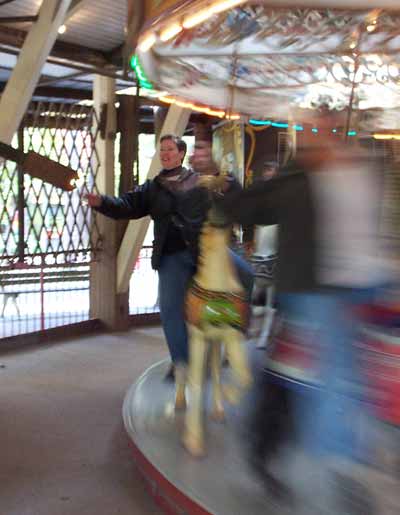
left=158, top=166, right=199, bottom=194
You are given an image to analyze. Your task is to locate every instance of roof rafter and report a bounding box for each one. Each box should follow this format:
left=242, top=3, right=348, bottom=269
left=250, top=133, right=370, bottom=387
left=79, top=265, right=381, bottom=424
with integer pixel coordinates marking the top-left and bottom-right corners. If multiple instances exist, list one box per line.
left=0, top=24, right=112, bottom=68
left=65, top=0, right=92, bottom=21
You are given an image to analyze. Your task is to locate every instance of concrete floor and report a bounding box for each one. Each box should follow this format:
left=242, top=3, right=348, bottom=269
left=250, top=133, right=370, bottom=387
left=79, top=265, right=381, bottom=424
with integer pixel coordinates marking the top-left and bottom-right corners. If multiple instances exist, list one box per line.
left=0, top=326, right=168, bottom=515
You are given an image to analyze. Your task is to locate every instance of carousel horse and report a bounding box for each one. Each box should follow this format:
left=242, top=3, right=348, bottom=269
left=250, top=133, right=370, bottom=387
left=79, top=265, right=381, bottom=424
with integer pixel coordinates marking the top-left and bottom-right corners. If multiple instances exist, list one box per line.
left=176, top=176, right=253, bottom=457
left=250, top=224, right=278, bottom=348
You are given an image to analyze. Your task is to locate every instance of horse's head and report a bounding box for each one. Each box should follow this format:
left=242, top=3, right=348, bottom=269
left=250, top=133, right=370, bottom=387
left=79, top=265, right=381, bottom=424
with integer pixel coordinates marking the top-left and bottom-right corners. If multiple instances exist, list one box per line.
left=196, top=174, right=227, bottom=191
left=197, top=175, right=230, bottom=228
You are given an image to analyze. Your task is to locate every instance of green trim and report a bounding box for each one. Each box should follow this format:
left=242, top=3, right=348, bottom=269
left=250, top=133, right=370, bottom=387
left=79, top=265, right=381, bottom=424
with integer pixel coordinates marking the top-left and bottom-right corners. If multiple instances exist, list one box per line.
left=129, top=54, right=153, bottom=90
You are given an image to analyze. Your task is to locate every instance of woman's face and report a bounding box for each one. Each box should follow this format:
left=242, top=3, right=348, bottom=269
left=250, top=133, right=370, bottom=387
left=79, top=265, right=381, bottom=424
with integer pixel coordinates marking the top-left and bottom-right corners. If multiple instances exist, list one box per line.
left=159, top=138, right=184, bottom=170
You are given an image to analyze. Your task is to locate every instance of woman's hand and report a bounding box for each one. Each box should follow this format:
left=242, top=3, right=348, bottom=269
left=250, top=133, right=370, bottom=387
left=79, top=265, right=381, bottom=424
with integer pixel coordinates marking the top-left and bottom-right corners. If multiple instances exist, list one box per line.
left=84, top=193, right=102, bottom=207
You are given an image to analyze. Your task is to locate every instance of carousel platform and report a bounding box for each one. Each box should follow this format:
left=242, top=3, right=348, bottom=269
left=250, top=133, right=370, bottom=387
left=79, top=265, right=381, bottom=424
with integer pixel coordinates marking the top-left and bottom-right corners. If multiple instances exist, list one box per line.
left=123, top=353, right=400, bottom=515
left=122, top=358, right=285, bottom=515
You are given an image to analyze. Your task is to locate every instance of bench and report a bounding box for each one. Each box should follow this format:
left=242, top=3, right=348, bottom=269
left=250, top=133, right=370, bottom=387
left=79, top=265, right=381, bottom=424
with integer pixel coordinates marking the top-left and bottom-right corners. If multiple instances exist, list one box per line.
left=0, top=267, right=90, bottom=317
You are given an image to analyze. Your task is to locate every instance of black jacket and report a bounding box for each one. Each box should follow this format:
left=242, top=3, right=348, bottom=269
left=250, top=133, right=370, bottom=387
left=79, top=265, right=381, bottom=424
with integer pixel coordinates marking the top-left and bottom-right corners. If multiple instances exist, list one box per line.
left=217, top=165, right=318, bottom=293
left=95, top=166, right=238, bottom=270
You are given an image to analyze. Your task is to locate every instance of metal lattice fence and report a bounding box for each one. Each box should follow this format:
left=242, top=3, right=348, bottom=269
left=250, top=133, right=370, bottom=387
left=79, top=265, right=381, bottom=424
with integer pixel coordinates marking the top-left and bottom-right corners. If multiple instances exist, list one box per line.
left=0, top=101, right=103, bottom=337
left=0, top=101, right=102, bottom=264
left=0, top=102, right=164, bottom=338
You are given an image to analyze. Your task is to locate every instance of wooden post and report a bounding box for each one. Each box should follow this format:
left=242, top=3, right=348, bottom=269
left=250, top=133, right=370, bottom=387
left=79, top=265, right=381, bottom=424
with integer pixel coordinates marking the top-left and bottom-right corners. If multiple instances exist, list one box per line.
left=0, top=0, right=73, bottom=144
left=114, top=94, right=140, bottom=326
left=154, top=106, right=168, bottom=141
left=116, top=104, right=191, bottom=293
left=118, top=95, right=139, bottom=195
left=90, top=76, right=128, bottom=330
left=124, top=0, right=144, bottom=65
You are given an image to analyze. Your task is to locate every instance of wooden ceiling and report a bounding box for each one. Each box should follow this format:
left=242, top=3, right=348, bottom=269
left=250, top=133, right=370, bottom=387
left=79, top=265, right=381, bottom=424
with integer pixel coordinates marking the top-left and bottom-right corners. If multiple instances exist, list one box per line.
left=0, top=0, right=143, bottom=100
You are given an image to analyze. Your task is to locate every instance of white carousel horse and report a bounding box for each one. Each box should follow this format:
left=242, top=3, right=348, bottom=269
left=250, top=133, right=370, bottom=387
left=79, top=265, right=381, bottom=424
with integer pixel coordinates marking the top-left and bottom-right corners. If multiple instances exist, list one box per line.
left=176, top=177, right=252, bottom=457
left=250, top=224, right=277, bottom=348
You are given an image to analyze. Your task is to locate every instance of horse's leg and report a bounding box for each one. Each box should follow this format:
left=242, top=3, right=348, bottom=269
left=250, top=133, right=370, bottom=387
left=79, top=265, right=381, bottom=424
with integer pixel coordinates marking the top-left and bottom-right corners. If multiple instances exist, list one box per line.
left=183, top=324, right=208, bottom=457
left=210, top=340, right=225, bottom=422
left=13, top=294, right=20, bottom=318
left=222, top=327, right=252, bottom=405
left=257, top=284, right=276, bottom=349
left=175, top=363, right=187, bottom=410
left=1, top=295, right=6, bottom=318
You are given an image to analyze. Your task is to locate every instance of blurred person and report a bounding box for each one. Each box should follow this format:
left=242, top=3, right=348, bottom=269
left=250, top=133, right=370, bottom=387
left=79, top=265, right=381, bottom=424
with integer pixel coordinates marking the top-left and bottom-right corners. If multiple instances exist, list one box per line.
left=261, top=160, right=278, bottom=181
left=85, top=135, right=253, bottom=381
left=217, top=108, right=386, bottom=512
left=243, top=160, right=278, bottom=257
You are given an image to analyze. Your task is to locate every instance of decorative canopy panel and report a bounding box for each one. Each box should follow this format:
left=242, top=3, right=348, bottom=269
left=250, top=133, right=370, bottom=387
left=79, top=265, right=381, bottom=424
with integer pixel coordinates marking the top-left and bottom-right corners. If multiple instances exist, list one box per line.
left=137, top=3, right=400, bottom=126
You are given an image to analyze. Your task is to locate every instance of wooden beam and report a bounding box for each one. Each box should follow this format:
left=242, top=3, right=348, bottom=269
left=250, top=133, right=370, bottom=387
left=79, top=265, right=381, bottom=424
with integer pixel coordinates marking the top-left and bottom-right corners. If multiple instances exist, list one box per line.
left=123, top=0, right=145, bottom=66
left=116, top=104, right=190, bottom=293
left=0, top=83, right=92, bottom=100
left=0, top=24, right=110, bottom=68
left=118, top=95, right=139, bottom=194
left=92, top=76, right=116, bottom=196
left=90, top=76, right=129, bottom=329
left=0, top=0, right=73, bottom=144
left=0, top=16, right=38, bottom=24
left=65, top=0, right=91, bottom=21
left=37, top=71, right=88, bottom=87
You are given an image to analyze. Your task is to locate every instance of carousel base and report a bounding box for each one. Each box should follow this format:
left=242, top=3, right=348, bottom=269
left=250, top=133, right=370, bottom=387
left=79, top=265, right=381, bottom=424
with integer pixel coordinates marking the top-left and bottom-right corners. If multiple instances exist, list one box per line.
left=123, top=358, right=400, bottom=515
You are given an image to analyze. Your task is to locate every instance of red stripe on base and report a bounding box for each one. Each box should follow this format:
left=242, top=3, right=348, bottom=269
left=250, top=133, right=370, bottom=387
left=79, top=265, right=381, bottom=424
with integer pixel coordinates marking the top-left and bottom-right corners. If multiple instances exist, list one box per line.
left=129, top=439, right=213, bottom=515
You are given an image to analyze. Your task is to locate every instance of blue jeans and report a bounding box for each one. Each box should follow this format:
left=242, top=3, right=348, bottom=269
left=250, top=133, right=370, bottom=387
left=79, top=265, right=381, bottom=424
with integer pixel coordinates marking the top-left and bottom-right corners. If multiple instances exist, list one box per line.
left=277, top=287, right=376, bottom=460
left=158, top=249, right=254, bottom=365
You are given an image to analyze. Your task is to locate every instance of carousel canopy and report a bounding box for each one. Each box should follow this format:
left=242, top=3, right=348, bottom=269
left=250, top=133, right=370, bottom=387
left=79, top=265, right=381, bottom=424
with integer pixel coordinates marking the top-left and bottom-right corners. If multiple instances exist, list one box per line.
left=136, top=1, right=400, bottom=127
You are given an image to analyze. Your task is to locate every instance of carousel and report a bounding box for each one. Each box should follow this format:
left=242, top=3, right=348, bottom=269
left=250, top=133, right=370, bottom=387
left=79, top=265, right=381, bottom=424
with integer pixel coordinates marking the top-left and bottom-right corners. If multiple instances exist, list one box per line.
left=123, top=1, right=400, bottom=514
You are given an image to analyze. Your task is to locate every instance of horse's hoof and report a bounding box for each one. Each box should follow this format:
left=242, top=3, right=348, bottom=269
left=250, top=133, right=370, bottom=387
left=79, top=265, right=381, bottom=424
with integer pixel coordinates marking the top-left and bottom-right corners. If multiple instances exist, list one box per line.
left=175, top=394, right=186, bottom=410
left=211, top=408, right=225, bottom=422
left=182, top=432, right=205, bottom=458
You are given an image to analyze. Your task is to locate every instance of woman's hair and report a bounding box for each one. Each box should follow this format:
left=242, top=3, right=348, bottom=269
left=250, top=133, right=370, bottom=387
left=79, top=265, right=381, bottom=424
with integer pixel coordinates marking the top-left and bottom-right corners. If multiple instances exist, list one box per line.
left=160, top=134, right=187, bottom=160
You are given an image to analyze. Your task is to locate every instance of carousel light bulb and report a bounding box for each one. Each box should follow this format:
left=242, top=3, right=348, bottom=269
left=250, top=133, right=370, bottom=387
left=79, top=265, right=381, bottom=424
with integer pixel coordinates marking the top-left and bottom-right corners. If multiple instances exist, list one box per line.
left=206, top=108, right=225, bottom=118
left=373, top=134, right=394, bottom=140
left=160, top=23, right=183, bottom=42
left=193, top=105, right=210, bottom=113
left=58, top=24, right=66, bottom=34
left=366, top=24, right=376, bottom=32
left=138, top=33, right=156, bottom=52
left=159, top=96, right=176, bottom=104
left=349, top=42, right=357, bottom=49
left=183, top=10, right=212, bottom=28
left=175, top=100, right=195, bottom=109
left=211, top=0, right=246, bottom=14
